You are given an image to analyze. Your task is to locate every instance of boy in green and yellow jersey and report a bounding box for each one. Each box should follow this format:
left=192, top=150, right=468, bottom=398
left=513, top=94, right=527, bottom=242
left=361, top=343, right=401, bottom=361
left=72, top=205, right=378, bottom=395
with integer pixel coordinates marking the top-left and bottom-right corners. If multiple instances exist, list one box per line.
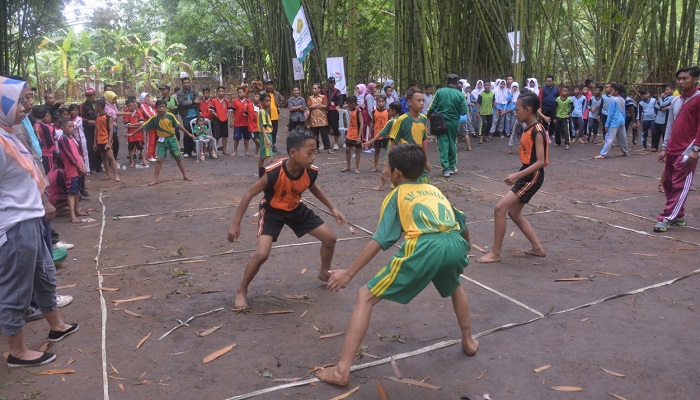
left=257, top=93, right=274, bottom=177
left=317, top=143, right=478, bottom=387
left=386, top=90, right=431, bottom=182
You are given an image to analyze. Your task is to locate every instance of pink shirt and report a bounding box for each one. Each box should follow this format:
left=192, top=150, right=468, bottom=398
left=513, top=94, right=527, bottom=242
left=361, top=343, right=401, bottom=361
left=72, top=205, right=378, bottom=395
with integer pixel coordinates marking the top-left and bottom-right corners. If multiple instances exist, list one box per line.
left=58, top=135, right=84, bottom=178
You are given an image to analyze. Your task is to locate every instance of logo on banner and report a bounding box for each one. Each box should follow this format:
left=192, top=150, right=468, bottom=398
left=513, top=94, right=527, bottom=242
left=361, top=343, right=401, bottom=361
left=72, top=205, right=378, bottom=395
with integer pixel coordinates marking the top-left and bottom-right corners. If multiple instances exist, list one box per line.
left=296, top=18, right=304, bottom=34
left=332, top=72, right=343, bottom=83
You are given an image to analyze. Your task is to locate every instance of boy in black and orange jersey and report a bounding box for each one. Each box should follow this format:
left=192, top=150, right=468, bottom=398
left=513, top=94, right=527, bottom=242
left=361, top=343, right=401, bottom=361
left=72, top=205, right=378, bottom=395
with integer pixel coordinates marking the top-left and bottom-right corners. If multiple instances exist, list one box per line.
left=342, top=96, right=363, bottom=174
left=228, top=130, right=348, bottom=310
left=477, top=92, right=547, bottom=263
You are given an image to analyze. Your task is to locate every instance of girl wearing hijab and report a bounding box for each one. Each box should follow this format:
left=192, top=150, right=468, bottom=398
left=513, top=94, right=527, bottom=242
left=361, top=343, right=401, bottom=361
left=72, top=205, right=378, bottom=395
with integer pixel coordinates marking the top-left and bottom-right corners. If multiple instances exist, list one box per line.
left=471, top=80, right=485, bottom=136
left=139, top=93, right=158, bottom=162
left=507, top=82, right=523, bottom=153
left=356, top=83, right=374, bottom=148
left=0, top=76, right=78, bottom=368
left=382, top=80, right=400, bottom=103
left=494, top=79, right=511, bottom=136
left=527, top=78, right=539, bottom=94
left=103, top=91, right=121, bottom=161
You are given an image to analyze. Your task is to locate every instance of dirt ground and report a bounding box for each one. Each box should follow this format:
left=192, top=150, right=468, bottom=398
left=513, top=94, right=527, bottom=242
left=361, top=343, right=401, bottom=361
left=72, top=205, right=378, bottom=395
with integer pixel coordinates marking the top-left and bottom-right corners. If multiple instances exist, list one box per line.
left=2, top=114, right=699, bottom=400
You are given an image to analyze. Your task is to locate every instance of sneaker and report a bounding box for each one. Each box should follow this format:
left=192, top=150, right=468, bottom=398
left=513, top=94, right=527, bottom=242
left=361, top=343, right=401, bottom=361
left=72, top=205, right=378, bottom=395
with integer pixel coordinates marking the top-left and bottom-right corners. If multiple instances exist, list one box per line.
left=7, top=352, right=56, bottom=368
left=56, top=294, right=73, bottom=308
left=670, top=217, right=687, bottom=226
left=183, top=153, right=189, bottom=158
left=451, top=168, right=458, bottom=174
left=333, top=144, right=339, bottom=150
left=80, top=188, right=90, bottom=197
left=48, top=323, right=79, bottom=343
left=53, top=241, right=74, bottom=250
left=653, top=221, right=670, bottom=232
left=23, top=306, right=44, bottom=322
left=147, top=158, right=157, bottom=162
left=443, top=171, right=451, bottom=177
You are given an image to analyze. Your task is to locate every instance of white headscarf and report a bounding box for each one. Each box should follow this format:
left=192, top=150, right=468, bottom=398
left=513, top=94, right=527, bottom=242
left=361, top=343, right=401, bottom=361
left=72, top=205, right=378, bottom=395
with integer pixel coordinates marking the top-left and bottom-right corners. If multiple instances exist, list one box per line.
left=472, top=80, right=485, bottom=98
left=494, top=79, right=510, bottom=104
left=510, top=82, right=520, bottom=104
left=459, top=79, right=470, bottom=95
left=527, top=78, right=539, bottom=94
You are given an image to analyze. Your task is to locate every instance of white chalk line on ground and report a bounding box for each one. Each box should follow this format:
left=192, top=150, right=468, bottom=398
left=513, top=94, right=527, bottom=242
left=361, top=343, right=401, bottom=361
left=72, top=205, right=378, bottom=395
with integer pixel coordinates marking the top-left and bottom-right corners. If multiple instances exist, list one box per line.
left=96, top=193, right=110, bottom=399
left=590, top=203, right=700, bottom=232
left=226, top=268, right=700, bottom=400
left=102, top=235, right=369, bottom=270
left=99, top=176, right=221, bottom=192
left=110, top=205, right=236, bottom=220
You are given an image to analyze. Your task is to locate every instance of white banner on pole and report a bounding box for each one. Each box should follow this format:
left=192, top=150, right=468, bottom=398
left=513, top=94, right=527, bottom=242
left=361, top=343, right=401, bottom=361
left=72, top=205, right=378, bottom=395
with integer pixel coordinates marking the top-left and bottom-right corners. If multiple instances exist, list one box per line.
left=292, top=6, right=314, bottom=62
left=292, top=58, right=305, bottom=81
left=326, top=57, right=347, bottom=94
left=508, top=31, right=526, bottom=63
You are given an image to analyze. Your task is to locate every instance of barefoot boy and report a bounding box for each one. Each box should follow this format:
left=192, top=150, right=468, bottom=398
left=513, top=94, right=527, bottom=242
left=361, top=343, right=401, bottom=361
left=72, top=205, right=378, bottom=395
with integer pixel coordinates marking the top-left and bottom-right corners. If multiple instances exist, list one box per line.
left=57, top=118, right=89, bottom=223
left=93, top=100, right=121, bottom=182
left=317, top=144, right=478, bottom=387
left=386, top=90, right=431, bottom=182
left=364, top=101, right=402, bottom=190
left=128, top=100, right=192, bottom=186
left=227, top=130, right=348, bottom=309
left=477, top=92, right=547, bottom=263
left=257, top=93, right=274, bottom=177
left=342, top=96, right=363, bottom=174
left=123, top=96, right=147, bottom=168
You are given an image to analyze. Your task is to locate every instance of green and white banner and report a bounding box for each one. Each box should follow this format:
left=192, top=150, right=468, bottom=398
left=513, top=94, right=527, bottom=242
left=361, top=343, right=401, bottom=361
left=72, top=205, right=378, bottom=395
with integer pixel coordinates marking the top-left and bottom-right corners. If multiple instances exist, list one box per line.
left=282, top=0, right=314, bottom=63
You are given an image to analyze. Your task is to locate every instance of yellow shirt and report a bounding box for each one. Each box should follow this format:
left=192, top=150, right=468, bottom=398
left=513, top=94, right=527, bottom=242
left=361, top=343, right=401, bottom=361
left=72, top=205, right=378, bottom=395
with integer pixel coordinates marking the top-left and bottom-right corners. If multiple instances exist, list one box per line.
left=269, top=93, right=279, bottom=120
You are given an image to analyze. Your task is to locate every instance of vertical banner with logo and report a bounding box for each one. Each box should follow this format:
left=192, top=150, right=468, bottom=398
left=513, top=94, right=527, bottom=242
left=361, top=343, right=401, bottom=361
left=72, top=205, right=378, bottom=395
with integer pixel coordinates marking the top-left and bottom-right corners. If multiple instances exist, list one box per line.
left=292, top=58, right=305, bottom=80
left=282, top=0, right=314, bottom=63
left=326, top=57, right=347, bottom=94
left=508, top=31, right=525, bottom=63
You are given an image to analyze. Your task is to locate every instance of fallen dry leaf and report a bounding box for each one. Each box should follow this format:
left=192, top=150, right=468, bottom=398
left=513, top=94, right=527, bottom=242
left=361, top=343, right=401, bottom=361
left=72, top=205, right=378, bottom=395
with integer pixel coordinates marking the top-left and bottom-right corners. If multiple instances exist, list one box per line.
left=550, top=386, right=583, bottom=392
left=601, top=367, right=625, bottom=378
left=632, top=253, right=657, bottom=257
left=300, top=310, right=308, bottom=318
left=200, top=289, right=224, bottom=294
left=329, top=386, right=360, bottom=400
left=98, top=287, right=120, bottom=292
left=377, top=382, right=388, bottom=400
left=312, top=324, right=320, bottom=332
left=471, top=244, right=487, bottom=254
left=110, top=363, right=119, bottom=374
left=180, top=259, right=206, bottom=264
left=320, top=332, right=344, bottom=339
left=133, top=380, right=152, bottom=386
left=33, top=369, right=76, bottom=375
left=119, top=383, right=125, bottom=392
left=608, top=393, right=629, bottom=400
left=154, top=217, right=163, bottom=223
left=256, top=310, right=294, bottom=315
left=139, top=371, right=147, bottom=379
left=56, top=284, right=77, bottom=290
left=579, top=318, right=590, bottom=322
left=419, top=335, right=446, bottom=342
left=113, top=294, right=152, bottom=304
left=534, top=364, right=552, bottom=373
left=363, top=352, right=381, bottom=359
left=197, top=325, right=222, bottom=337
left=390, top=359, right=403, bottom=379
left=594, top=271, right=620, bottom=276
left=300, top=268, right=308, bottom=275
left=670, top=248, right=694, bottom=251
left=348, top=226, right=356, bottom=235
left=250, top=221, right=258, bottom=225
left=39, top=342, right=52, bottom=352
left=141, top=245, right=157, bottom=250
left=554, top=277, right=591, bottom=282
left=136, top=332, right=152, bottom=350
left=272, top=377, right=302, bottom=383
left=123, top=309, right=142, bottom=318
left=285, top=294, right=308, bottom=300
left=386, top=376, right=441, bottom=390
left=65, top=358, right=75, bottom=367
left=476, top=370, right=488, bottom=380
left=203, top=343, right=236, bottom=363
left=107, top=376, right=126, bottom=381
left=510, top=231, right=515, bottom=237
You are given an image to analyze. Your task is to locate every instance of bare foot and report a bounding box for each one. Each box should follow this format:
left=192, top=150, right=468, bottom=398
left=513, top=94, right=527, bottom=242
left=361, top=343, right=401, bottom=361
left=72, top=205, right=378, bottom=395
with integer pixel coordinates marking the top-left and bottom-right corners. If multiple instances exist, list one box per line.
left=524, top=248, right=546, bottom=257
left=316, top=366, right=349, bottom=387
left=128, top=163, right=135, bottom=168
left=507, top=148, right=512, bottom=154
left=114, top=176, right=122, bottom=182
left=148, top=180, right=158, bottom=186
left=234, top=291, right=249, bottom=310
left=462, top=337, right=479, bottom=356
left=102, top=176, right=112, bottom=181
left=341, top=167, right=350, bottom=172
left=371, top=168, right=379, bottom=172
left=318, top=270, right=330, bottom=282
left=76, top=210, right=90, bottom=216
left=371, top=184, right=385, bottom=191
left=71, top=217, right=80, bottom=223
left=593, top=155, right=605, bottom=159
left=183, top=176, right=192, bottom=181
left=476, top=251, right=501, bottom=263
left=354, top=169, right=360, bottom=174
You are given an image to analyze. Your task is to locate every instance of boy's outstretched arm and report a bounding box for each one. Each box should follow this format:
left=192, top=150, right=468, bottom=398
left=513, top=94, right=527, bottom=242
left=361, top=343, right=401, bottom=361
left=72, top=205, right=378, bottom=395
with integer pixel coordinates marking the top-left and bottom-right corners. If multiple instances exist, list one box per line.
left=327, top=240, right=382, bottom=292
left=227, top=175, right=268, bottom=242
left=308, top=184, right=347, bottom=225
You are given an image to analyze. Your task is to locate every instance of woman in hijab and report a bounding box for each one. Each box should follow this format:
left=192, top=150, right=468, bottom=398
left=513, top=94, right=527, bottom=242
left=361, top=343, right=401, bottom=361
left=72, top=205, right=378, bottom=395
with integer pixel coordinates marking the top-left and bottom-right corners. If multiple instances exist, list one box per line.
left=382, top=79, right=400, bottom=103
left=527, top=78, right=539, bottom=94
left=139, top=92, right=157, bottom=162
left=507, top=82, right=523, bottom=153
left=103, top=91, right=121, bottom=160
left=494, top=79, right=511, bottom=136
left=0, top=76, right=78, bottom=368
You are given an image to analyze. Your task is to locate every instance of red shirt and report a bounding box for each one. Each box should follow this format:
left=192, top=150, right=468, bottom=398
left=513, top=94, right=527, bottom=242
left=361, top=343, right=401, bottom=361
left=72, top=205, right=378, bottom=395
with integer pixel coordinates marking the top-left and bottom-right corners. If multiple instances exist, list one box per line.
left=247, top=102, right=259, bottom=133
left=57, top=135, right=84, bottom=178
left=210, top=97, right=232, bottom=122
left=668, top=89, right=700, bottom=155
left=199, top=97, right=212, bottom=120
left=232, top=98, right=249, bottom=127
left=123, top=107, right=144, bottom=142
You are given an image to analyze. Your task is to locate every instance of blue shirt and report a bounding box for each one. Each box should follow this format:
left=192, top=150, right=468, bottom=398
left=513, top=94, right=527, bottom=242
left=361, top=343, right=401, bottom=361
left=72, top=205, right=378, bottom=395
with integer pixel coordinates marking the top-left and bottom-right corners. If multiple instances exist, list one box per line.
left=605, top=96, right=625, bottom=128
left=601, top=94, right=613, bottom=115
left=637, top=98, right=656, bottom=121
left=571, top=95, right=585, bottom=118
left=654, top=95, right=674, bottom=124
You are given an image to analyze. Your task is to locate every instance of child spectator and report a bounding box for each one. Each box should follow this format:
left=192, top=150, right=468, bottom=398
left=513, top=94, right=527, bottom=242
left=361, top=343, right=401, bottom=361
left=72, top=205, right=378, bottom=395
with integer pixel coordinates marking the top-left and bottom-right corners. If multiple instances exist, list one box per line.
left=193, top=115, right=218, bottom=161
left=595, top=84, right=629, bottom=159
left=369, top=95, right=389, bottom=172
left=287, top=86, right=307, bottom=131
left=387, top=90, right=431, bottom=182
left=128, top=100, right=192, bottom=185
left=257, top=93, right=274, bottom=177
left=33, top=105, right=57, bottom=172
left=637, top=89, right=656, bottom=150
left=123, top=96, right=147, bottom=168
left=68, top=104, right=90, bottom=175
left=422, top=84, right=434, bottom=113
left=139, top=93, right=158, bottom=162
left=317, top=143, right=477, bottom=387
left=247, top=92, right=261, bottom=156
left=227, top=129, right=348, bottom=310
left=494, top=79, right=510, bottom=137
left=232, top=88, right=252, bottom=156
left=209, top=86, right=232, bottom=154
left=554, top=86, right=573, bottom=149
left=476, top=81, right=495, bottom=144
left=571, top=86, right=586, bottom=143
left=587, top=85, right=604, bottom=144
left=507, top=82, right=521, bottom=154
left=103, top=91, right=121, bottom=160
left=652, top=83, right=674, bottom=152
left=199, top=87, right=213, bottom=121
left=57, top=118, right=88, bottom=223
left=342, top=96, right=363, bottom=174
left=93, top=99, right=121, bottom=182
left=477, top=92, right=548, bottom=263
left=364, top=101, right=403, bottom=190
left=625, top=95, right=638, bottom=145
left=307, top=83, right=331, bottom=153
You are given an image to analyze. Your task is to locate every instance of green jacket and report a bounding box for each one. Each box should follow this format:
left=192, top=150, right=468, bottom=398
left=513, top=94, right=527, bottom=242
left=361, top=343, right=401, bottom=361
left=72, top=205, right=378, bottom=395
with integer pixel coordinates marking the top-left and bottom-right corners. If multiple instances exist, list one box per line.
left=428, top=86, right=468, bottom=124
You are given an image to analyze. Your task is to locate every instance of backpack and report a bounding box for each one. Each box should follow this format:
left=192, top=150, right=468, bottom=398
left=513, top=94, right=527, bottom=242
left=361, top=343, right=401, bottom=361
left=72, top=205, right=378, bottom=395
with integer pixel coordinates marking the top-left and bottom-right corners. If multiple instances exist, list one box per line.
left=428, top=112, right=448, bottom=135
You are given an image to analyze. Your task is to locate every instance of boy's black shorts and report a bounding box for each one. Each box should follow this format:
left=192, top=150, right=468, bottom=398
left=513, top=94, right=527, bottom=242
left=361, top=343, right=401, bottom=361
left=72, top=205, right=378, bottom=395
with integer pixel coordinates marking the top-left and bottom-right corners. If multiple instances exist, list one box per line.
left=511, top=166, right=544, bottom=204
left=96, top=143, right=109, bottom=154
left=374, top=139, right=388, bottom=150
left=128, top=140, right=144, bottom=151
left=345, top=139, right=363, bottom=149
left=257, top=203, right=324, bottom=242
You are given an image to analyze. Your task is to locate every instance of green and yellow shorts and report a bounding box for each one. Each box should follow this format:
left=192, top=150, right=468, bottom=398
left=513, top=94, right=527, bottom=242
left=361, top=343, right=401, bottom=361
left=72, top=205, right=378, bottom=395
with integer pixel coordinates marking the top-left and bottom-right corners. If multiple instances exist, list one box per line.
left=259, top=133, right=273, bottom=158
left=367, top=232, right=469, bottom=304
left=156, top=135, right=182, bottom=159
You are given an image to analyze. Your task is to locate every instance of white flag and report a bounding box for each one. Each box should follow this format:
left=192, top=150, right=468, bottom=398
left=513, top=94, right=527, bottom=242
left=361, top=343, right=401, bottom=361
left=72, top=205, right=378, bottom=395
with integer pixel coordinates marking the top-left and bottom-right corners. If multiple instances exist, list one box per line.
left=292, top=58, right=305, bottom=81
left=326, top=57, right=347, bottom=94
left=508, top=31, right=526, bottom=63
